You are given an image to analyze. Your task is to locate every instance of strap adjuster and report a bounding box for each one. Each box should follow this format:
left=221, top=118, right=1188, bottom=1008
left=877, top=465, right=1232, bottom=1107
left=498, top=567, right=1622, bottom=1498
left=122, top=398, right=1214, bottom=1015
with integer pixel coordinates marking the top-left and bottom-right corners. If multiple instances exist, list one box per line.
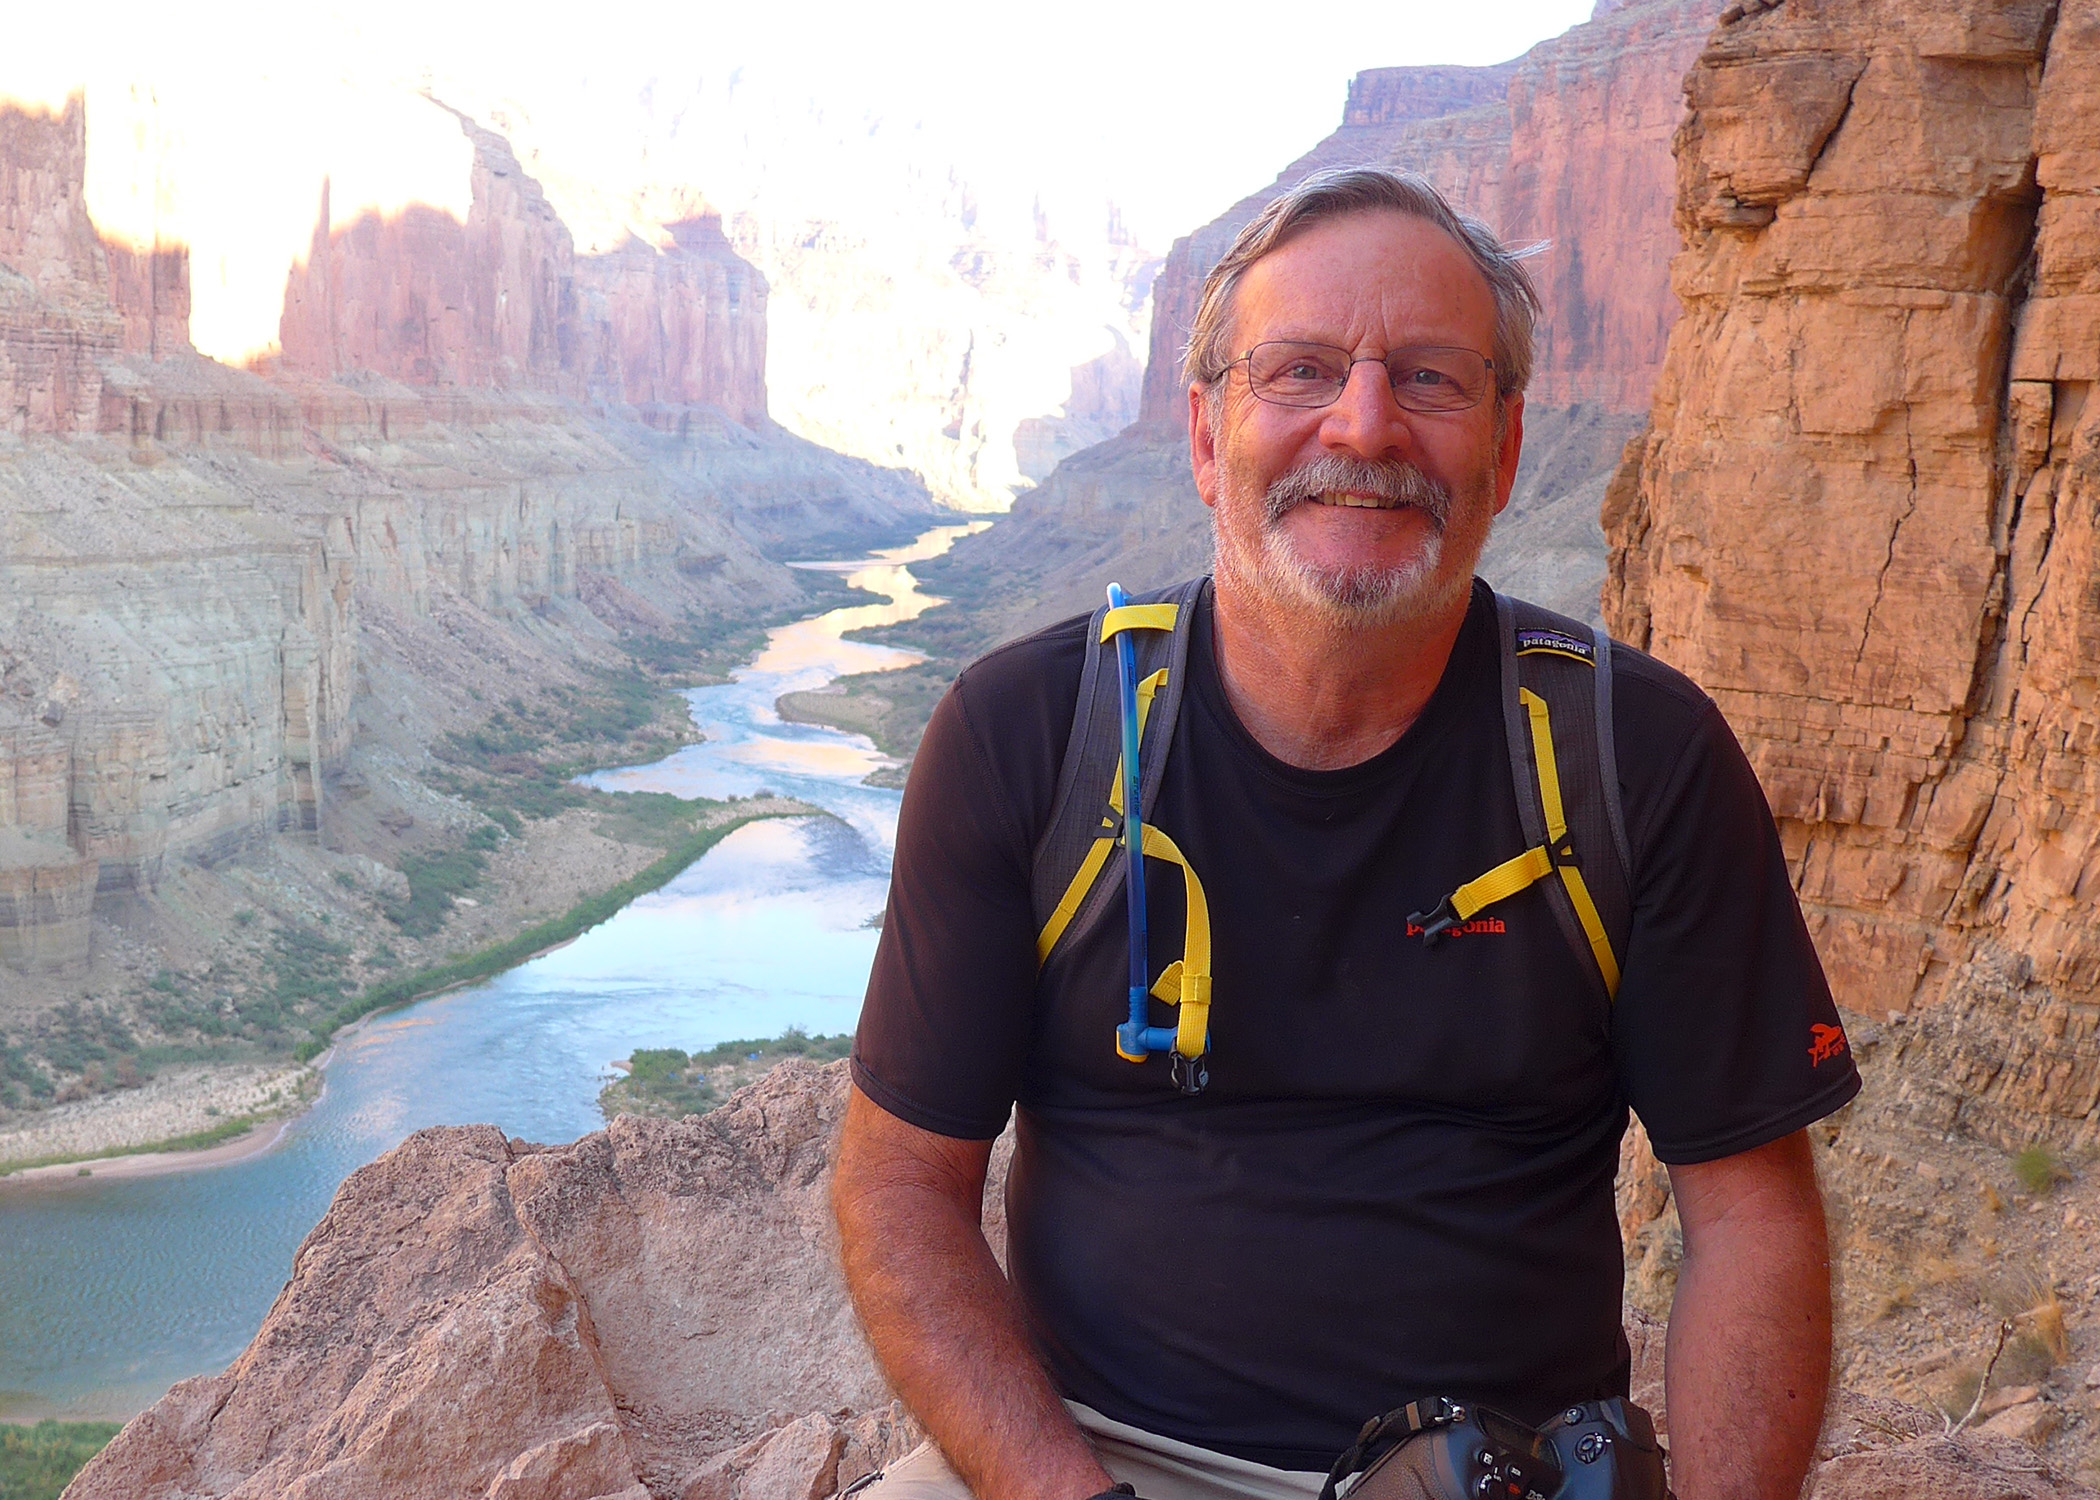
left=1407, top=897, right=1461, bottom=947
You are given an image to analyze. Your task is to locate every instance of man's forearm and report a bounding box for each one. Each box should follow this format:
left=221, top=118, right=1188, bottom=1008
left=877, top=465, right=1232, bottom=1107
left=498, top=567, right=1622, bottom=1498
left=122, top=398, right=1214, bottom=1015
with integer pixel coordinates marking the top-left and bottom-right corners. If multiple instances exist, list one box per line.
left=835, top=1087, right=1112, bottom=1500
left=1663, top=1131, right=1831, bottom=1500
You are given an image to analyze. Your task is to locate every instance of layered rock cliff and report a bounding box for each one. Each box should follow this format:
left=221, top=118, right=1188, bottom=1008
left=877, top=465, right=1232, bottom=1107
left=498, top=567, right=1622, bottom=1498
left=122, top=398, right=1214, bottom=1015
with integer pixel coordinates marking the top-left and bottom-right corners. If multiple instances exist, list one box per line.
left=1603, top=0, right=2100, bottom=1151
left=1137, top=0, right=1722, bottom=429
left=279, top=107, right=770, bottom=428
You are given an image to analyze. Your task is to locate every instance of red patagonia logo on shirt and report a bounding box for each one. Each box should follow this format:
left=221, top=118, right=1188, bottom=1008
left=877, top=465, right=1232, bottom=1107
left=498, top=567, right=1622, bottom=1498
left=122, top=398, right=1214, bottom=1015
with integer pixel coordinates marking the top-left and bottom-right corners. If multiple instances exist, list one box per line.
left=1808, top=1024, right=1849, bottom=1067
left=1404, top=917, right=1507, bottom=938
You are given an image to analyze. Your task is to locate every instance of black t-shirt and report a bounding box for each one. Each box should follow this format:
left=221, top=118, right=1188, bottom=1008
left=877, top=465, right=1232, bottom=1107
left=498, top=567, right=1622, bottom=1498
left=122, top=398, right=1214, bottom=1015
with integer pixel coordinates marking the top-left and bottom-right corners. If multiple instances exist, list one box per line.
left=853, top=581, right=1859, bottom=1470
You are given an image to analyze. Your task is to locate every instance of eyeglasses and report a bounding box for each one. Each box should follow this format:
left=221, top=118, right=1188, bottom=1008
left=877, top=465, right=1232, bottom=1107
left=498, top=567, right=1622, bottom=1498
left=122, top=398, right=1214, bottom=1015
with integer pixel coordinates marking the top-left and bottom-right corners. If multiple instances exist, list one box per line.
left=1226, top=341, right=1496, bottom=413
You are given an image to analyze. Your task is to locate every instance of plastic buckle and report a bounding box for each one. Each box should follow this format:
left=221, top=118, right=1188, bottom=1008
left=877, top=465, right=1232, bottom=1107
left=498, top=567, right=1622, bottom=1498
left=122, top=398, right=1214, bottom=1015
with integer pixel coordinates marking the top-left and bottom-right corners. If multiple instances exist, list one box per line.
left=1408, top=897, right=1461, bottom=948
left=1170, top=1051, right=1209, bottom=1095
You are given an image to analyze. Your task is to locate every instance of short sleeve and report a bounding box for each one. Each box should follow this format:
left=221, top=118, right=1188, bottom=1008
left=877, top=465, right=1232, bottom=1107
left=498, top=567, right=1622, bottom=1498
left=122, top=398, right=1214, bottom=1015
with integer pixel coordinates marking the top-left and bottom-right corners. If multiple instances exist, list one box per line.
left=1611, top=697, right=1861, bottom=1164
left=852, top=678, right=1044, bottom=1139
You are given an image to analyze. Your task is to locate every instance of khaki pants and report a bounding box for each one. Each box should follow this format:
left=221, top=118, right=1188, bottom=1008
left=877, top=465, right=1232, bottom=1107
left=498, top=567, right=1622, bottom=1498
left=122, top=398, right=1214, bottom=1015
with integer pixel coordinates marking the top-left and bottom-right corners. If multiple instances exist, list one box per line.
left=859, top=1402, right=1329, bottom=1500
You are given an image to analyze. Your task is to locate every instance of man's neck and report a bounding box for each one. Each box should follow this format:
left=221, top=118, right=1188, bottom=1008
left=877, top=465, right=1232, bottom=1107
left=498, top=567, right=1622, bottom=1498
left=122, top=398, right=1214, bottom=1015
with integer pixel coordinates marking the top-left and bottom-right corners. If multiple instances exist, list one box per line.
left=1209, top=575, right=1473, bottom=772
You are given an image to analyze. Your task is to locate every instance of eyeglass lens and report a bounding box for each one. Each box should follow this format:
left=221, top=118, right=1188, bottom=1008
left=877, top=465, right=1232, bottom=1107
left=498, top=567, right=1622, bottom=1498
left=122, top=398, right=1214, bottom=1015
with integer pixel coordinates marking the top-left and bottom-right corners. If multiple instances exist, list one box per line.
left=1244, top=341, right=1491, bottom=412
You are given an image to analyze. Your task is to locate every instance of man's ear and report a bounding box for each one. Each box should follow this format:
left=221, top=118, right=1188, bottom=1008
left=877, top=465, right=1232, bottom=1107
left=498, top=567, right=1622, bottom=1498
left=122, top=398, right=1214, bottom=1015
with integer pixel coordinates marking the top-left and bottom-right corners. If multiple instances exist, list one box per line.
left=1189, top=384, right=1220, bottom=510
left=1492, top=394, right=1525, bottom=516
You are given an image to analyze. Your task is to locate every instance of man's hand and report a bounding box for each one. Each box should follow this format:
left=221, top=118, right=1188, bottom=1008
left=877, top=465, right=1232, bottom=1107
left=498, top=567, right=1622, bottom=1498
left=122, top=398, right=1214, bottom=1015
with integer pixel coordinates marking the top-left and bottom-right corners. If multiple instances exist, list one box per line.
left=834, top=1085, right=1114, bottom=1500
left=1663, top=1129, right=1830, bottom=1500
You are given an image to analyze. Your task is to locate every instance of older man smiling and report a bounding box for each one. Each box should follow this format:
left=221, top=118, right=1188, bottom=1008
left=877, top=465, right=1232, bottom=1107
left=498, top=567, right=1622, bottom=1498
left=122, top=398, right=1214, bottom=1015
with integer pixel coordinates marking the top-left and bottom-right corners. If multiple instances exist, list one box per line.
left=835, top=168, right=1858, bottom=1500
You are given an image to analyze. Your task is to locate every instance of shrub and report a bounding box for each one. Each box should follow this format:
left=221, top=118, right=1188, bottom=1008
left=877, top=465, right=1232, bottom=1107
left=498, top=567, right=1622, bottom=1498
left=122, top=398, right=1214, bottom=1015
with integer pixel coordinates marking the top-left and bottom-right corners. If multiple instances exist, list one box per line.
left=2012, top=1144, right=2071, bottom=1196
left=0, top=1418, right=123, bottom=1499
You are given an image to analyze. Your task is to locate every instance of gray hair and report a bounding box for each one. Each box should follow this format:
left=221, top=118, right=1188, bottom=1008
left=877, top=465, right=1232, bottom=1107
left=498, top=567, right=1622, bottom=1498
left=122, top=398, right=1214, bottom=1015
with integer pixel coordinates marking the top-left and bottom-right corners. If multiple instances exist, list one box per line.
left=1183, top=168, right=1544, bottom=403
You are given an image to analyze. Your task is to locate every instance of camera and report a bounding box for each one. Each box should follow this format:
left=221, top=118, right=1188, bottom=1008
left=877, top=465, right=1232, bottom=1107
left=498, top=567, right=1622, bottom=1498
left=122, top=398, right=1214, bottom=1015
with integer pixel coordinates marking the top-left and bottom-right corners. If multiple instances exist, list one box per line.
left=1319, top=1395, right=1670, bottom=1500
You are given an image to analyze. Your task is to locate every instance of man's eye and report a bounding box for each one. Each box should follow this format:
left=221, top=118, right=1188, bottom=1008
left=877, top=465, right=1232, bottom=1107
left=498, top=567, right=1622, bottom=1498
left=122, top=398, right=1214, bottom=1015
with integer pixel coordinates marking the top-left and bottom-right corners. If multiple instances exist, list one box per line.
left=1402, top=366, right=1453, bottom=386
left=1282, top=362, right=1329, bottom=381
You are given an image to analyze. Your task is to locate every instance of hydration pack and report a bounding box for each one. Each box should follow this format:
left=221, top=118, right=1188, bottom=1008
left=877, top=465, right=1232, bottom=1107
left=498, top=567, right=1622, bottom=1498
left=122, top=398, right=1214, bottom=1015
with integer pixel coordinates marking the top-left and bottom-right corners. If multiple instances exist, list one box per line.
left=1028, top=577, right=1634, bottom=1087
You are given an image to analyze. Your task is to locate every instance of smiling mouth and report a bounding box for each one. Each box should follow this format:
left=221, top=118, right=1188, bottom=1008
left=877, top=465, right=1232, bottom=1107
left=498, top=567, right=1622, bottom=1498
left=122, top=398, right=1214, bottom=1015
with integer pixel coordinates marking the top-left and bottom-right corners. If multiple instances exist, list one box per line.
left=1313, top=491, right=1405, bottom=510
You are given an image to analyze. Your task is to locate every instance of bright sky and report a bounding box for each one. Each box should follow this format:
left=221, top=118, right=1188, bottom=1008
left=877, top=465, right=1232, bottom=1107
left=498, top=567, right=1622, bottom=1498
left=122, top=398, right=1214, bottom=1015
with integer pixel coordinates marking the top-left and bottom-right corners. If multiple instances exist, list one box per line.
left=4, top=0, right=1598, bottom=363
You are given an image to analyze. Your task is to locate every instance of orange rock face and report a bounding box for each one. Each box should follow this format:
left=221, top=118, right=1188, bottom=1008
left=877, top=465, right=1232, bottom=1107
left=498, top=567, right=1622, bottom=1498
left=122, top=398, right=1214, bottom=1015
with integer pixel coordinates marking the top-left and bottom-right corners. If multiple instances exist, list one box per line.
left=1136, top=0, right=1722, bottom=428
left=1606, top=0, right=2100, bottom=1147
left=279, top=109, right=769, bottom=426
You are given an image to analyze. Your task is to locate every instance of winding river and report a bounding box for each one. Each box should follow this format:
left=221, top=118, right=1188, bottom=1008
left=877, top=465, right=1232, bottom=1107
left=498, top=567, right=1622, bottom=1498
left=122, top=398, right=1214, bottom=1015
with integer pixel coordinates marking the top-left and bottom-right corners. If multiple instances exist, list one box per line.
left=0, top=523, right=980, bottom=1423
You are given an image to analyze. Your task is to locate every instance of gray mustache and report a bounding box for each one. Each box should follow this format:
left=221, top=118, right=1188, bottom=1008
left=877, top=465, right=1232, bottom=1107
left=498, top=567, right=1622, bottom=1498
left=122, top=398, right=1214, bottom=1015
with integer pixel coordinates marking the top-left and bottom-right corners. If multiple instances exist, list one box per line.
left=1262, top=456, right=1454, bottom=526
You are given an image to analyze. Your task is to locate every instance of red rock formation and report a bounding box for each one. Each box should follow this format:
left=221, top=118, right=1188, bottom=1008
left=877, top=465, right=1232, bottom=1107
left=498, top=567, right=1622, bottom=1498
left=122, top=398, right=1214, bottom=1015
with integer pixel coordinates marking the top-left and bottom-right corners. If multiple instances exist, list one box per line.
left=577, top=214, right=768, bottom=427
left=102, top=239, right=191, bottom=360
left=1137, top=0, right=1723, bottom=428
left=1604, top=0, right=2100, bottom=1148
left=281, top=107, right=770, bottom=426
left=0, top=96, right=121, bottom=434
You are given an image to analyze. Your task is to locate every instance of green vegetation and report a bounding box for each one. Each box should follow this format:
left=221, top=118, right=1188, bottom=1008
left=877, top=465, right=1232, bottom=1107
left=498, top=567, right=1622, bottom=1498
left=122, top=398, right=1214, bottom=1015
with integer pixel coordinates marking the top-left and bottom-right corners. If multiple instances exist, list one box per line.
left=599, top=1028, right=854, bottom=1120
left=0, top=1420, right=122, bottom=1500
left=386, top=824, right=504, bottom=937
left=0, top=1040, right=51, bottom=1110
left=775, top=660, right=956, bottom=770
left=2012, top=1143, right=2072, bottom=1196
left=292, top=808, right=779, bottom=1063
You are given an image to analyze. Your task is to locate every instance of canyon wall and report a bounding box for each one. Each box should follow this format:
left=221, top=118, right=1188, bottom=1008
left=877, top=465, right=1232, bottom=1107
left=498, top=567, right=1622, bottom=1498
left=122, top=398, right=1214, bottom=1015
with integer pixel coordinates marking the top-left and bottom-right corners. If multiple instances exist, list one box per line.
left=0, top=98, right=122, bottom=436
left=0, top=94, right=821, bottom=993
left=280, top=108, right=770, bottom=428
left=1604, top=0, right=2100, bottom=1149
left=1138, top=0, right=1722, bottom=428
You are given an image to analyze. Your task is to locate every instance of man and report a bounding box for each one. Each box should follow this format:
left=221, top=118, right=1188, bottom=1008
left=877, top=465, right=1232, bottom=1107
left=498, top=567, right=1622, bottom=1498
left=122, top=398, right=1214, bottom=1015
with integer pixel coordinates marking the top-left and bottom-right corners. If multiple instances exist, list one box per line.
left=835, top=169, right=1859, bottom=1500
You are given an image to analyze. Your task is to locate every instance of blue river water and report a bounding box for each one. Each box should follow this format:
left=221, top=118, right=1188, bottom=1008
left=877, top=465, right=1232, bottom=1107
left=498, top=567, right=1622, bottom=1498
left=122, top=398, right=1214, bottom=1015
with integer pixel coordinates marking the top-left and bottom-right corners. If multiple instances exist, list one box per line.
left=0, top=524, right=979, bottom=1422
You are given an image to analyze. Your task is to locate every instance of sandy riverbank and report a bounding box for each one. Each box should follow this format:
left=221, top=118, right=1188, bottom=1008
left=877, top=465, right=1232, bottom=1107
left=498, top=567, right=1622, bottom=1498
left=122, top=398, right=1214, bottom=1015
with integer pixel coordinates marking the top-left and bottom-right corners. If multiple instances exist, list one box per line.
left=0, top=1061, right=317, bottom=1181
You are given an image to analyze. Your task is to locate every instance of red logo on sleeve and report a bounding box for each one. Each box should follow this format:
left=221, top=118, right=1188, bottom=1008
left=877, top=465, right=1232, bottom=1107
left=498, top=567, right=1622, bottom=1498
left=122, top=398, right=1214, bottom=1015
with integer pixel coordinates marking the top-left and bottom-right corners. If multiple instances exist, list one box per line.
left=1808, top=1024, right=1849, bottom=1067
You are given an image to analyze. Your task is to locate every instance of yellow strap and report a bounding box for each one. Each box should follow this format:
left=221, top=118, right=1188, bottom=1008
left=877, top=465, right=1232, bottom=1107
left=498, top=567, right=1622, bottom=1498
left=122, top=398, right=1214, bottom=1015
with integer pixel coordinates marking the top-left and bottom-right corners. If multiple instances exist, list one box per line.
left=1139, top=823, right=1213, bottom=1058
left=1520, top=688, right=1568, bottom=844
left=1557, top=863, right=1623, bottom=997
left=1451, top=845, right=1552, bottom=920
left=1519, top=685, right=1623, bottom=998
left=1036, top=836, right=1115, bottom=963
left=1107, top=670, right=1170, bottom=816
left=1100, top=603, right=1179, bottom=641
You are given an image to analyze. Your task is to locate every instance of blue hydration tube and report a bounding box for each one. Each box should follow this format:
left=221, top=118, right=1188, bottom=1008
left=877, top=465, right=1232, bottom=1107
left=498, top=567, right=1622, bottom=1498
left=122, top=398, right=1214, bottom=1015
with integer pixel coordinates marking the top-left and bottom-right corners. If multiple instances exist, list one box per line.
left=1108, top=583, right=1179, bottom=1064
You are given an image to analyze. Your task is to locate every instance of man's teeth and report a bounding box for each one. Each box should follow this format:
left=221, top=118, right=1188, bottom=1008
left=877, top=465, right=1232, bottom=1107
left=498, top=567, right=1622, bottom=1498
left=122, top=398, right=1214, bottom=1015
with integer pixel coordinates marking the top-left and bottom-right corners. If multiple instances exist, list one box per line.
left=1316, top=491, right=1395, bottom=509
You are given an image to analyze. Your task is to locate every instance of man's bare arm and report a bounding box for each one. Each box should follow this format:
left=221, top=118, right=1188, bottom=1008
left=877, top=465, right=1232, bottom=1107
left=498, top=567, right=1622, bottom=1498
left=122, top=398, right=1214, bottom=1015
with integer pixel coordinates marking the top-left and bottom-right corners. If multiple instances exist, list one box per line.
left=1663, top=1129, right=1830, bottom=1500
left=834, top=1085, right=1113, bottom=1500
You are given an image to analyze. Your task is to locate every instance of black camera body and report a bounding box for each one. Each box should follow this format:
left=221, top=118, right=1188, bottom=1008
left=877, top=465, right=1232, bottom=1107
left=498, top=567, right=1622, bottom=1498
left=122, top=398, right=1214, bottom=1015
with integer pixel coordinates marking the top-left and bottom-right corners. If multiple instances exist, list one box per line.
left=1320, top=1396, right=1670, bottom=1500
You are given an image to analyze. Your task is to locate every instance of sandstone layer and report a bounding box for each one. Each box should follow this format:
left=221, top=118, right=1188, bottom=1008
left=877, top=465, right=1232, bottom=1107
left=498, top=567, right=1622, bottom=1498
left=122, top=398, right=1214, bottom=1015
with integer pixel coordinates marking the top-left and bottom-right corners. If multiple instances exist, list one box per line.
left=67, top=1062, right=2097, bottom=1500
left=1604, top=0, right=2100, bottom=1153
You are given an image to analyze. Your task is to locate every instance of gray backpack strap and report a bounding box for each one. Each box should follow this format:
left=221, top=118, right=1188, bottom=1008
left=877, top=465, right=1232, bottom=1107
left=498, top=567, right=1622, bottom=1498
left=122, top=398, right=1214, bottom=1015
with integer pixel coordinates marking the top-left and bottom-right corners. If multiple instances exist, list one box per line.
left=1412, top=592, right=1632, bottom=1004
left=1502, top=593, right=1633, bottom=1001
left=1030, top=576, right=1209, bottom=968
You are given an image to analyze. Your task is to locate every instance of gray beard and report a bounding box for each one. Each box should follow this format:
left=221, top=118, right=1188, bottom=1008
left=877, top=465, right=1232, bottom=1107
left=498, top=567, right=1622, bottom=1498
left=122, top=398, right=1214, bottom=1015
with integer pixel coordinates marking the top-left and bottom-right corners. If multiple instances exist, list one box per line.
left=1215, top=453, right=1491, bottom=629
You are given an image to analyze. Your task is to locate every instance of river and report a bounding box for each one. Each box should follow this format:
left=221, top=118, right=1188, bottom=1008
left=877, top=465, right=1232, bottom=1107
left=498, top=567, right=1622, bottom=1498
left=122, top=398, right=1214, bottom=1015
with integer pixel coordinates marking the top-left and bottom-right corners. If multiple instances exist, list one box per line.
left=0, top=522, right=981, bottom=1423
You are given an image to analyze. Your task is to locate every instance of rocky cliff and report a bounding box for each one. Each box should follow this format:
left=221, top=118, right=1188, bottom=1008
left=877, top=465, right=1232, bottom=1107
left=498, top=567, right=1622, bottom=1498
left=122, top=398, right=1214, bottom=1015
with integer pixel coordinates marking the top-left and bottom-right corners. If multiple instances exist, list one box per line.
left=1603, top=0, right=2100, bottom=1153
left=64, top=1062, right=2099, bottom=1500
left=1137, top=0, right=1722, bottom=429
left=279, top=108, right=769, bottom=429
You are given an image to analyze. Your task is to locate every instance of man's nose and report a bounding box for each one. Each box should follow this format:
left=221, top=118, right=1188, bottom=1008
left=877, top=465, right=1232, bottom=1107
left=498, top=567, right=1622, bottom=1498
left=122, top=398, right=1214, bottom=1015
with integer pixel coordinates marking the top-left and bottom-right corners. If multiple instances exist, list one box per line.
left=1317, top=358, right=1419, bottom=460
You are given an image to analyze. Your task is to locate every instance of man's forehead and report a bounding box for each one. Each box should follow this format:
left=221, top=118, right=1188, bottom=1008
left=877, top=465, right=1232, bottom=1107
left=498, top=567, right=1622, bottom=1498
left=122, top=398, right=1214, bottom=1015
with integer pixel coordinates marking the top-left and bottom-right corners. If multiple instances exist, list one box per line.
left=1231, top=210, right=1496, bottom=346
